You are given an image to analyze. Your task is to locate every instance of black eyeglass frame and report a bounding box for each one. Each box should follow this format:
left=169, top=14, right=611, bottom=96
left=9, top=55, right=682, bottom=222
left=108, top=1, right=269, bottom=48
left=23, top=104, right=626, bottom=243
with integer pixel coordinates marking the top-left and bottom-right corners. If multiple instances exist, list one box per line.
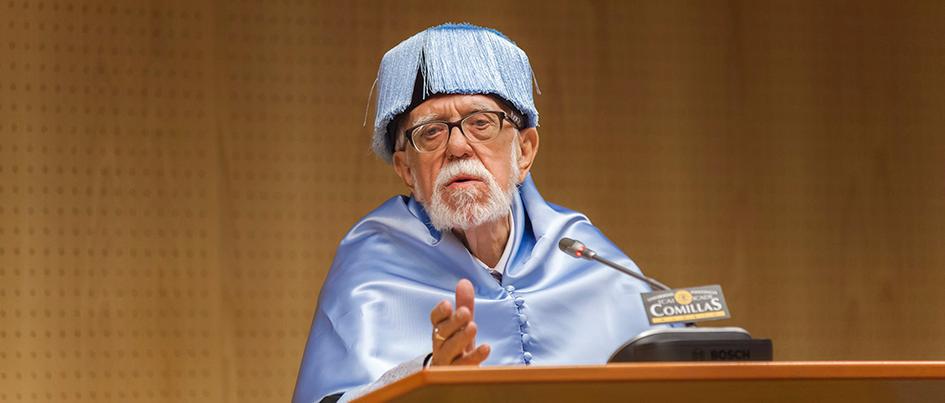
left=402, top=111, right=520, bottom=153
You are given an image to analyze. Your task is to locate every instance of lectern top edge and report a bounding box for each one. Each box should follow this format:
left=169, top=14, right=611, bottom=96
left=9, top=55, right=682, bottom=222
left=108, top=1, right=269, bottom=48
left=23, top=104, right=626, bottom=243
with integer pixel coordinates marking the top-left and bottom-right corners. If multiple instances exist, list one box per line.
left=353, top=361, right=945, bottom=403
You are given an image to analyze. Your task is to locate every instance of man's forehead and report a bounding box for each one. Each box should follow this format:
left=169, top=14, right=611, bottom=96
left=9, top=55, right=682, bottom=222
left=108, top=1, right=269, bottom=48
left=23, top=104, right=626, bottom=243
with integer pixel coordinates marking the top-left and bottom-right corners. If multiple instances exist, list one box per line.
left=408, top=95, right=502, bottom=121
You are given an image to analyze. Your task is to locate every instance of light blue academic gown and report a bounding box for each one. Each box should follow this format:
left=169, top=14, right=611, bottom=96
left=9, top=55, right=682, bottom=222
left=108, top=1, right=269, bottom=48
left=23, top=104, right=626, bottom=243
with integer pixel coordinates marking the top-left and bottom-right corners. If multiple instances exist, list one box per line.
left=293, top=175, right=657, bottom=402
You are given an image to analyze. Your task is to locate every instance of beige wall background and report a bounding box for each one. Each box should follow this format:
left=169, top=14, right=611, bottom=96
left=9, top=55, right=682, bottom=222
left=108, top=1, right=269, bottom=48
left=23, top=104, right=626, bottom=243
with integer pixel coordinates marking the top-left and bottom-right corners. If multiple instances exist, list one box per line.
left=1, top=0, right=943, bottom=402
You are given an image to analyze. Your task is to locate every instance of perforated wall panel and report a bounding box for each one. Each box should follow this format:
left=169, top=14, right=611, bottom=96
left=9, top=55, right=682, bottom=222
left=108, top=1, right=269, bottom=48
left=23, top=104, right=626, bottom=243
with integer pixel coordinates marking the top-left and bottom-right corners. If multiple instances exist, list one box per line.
left=2, top=1, right=944, bottom=402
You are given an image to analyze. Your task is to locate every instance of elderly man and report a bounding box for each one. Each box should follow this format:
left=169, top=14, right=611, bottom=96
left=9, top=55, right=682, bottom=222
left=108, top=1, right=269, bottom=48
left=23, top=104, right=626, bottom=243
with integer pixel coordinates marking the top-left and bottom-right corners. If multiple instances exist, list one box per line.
left=293, top=24, right=658, bottom=403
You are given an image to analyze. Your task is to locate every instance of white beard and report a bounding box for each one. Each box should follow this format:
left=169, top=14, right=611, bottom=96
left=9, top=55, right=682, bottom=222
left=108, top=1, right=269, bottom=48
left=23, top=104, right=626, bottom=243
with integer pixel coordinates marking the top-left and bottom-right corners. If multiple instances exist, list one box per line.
left=416, top=142, right=521, bottom=232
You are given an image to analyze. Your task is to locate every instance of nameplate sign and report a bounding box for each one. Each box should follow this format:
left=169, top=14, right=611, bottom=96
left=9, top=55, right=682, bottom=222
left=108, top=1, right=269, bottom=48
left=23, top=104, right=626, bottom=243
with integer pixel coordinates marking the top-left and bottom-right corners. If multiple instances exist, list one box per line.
left=641, top=285, right=731, bottom=325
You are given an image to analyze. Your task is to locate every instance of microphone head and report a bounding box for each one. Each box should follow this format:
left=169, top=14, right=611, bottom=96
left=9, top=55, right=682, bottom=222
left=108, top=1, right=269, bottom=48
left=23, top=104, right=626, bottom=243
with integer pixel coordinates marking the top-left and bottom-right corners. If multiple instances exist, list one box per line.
left=558, top=237, right=587, bottom=258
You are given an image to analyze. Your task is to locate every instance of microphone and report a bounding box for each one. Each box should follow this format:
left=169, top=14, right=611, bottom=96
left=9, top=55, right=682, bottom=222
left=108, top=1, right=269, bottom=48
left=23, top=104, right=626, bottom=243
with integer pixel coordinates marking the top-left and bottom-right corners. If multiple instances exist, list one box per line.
left=558, top=238, right=671, bottom=291
left=557, top=237, right=773, bottom=362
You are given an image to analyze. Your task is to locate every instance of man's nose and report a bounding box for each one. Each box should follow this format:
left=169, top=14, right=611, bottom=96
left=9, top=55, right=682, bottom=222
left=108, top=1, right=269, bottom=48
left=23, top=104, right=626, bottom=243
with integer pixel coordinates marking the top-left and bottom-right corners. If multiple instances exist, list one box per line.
left=445, top=126, right=473, bottom=159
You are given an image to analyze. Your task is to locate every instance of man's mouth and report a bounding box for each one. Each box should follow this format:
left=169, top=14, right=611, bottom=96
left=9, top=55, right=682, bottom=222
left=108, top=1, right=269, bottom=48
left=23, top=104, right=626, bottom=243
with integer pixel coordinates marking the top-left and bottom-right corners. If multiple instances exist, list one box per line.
left=445, top=174, right=484, bottom=188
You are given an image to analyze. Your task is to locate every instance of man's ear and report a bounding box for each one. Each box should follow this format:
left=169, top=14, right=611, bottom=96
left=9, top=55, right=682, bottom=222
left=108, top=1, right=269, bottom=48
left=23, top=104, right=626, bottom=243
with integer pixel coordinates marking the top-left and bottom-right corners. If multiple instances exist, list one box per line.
left=516, top=127, right=539, bottom=182
left=392, top=150, right=415, bottom=192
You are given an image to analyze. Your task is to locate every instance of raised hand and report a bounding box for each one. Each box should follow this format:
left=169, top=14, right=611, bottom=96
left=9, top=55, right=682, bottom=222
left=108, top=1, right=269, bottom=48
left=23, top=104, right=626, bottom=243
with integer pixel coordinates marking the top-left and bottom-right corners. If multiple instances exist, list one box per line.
left=428, top=279, right=491, bottom=366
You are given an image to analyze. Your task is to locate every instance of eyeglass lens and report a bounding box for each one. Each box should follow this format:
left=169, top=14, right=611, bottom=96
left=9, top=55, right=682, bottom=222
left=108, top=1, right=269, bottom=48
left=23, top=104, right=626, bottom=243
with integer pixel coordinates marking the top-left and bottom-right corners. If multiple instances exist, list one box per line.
left=411, top=112, right=503, bottom=152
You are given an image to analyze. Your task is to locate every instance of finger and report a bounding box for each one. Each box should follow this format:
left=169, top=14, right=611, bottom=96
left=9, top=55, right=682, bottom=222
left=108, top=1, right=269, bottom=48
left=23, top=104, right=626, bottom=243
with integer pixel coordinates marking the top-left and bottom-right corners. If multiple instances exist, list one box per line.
left=433, top=306, right=472, bottom=341
left=431, top=307, right=471, bottom=361
left=430, top=301, right=453, bottom=353
left=433, top=322, right=478, bottom=366
left=452, top=344, right=491, bottom=366
left=429, top=300, right=452, bottom=325
left=455, top=279, right=476, bottom=351
left=455, top=279, right=475, bottom=317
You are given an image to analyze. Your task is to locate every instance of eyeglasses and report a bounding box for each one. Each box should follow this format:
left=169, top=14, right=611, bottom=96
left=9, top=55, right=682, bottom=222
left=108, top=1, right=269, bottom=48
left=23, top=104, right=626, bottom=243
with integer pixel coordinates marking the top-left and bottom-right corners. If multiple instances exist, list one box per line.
left=403, top=111, right=518, bottom=153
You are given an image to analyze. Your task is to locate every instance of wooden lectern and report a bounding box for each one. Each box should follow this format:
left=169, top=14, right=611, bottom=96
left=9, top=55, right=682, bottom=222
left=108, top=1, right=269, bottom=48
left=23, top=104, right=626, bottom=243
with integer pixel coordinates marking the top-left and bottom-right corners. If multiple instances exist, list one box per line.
left=353, top=361, right=945, bottom=402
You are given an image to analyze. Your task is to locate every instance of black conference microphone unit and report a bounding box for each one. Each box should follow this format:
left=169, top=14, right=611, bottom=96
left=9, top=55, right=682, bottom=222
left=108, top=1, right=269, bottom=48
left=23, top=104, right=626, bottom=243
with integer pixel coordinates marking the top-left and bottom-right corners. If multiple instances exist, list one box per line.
left=558, top=237, right=773, bottom=362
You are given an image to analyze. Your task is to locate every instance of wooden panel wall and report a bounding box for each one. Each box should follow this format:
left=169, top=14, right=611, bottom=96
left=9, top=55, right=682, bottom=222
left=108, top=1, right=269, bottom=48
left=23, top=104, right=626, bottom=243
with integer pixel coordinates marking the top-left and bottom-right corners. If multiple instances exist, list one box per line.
left=1, top=1, right=943, bottom=402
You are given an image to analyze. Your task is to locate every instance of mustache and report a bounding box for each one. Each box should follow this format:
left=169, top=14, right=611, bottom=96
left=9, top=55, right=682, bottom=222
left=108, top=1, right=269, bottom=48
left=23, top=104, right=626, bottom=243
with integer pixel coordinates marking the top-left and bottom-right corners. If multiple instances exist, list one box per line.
left=434, top=159, right=494, bottom=189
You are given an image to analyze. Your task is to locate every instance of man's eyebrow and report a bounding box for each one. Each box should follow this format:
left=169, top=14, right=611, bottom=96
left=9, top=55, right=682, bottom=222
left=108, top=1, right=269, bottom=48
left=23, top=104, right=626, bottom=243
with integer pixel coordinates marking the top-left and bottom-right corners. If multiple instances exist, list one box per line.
left=408, top=113, right=440, bottom=128
left=470, top=103, right=496, bottom=112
